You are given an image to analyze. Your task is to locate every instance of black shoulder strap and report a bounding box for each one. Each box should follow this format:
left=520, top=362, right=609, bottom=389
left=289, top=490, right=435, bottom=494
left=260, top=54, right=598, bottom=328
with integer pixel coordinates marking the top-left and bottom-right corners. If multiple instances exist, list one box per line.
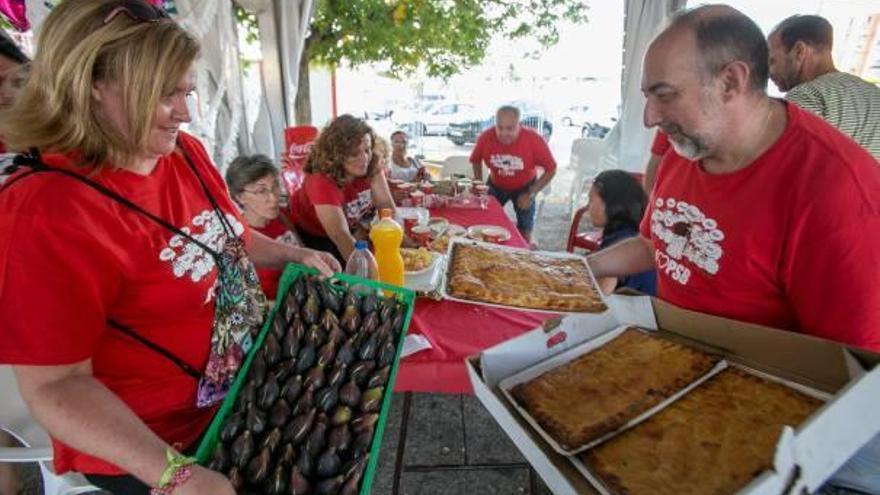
left=107, top=320, right=201, bottom=379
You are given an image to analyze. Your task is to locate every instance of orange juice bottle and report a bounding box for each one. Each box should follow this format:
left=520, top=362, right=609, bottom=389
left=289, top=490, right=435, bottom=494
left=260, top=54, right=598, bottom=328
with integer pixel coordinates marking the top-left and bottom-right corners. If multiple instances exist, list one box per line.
left=370, top=208, right=405, bottom=289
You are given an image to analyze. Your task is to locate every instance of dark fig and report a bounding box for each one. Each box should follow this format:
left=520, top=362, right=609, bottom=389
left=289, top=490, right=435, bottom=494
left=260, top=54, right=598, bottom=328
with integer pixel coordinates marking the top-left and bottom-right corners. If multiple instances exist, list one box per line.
left=219, top=411, right=243, bottom=443
left=334, top=339, right=356, bottom=366
left=292, top=276, right=307, bottom=305
left=316, top=447, right=342, bottom=478
left=245, top=404, right=267, bottom=436
left=318, top=283, right=343, bottom=314
left=279, top=442, right=297, bottom=467
left=227, top=466, right=245, bottom=490
left=379, top=297, right=396, bottom=322
left=317, top=341, right=336, bottom=368
left=306, top=415, right=329, bottom=458
left=366, top=366, right=391, bottom=389
left=303, top=294, right=321, bottom=325
left=327, top=365, right=347, bottom=388
left=361, top=292, right=379, bottom=315
left=315, top=386, right=339, bottom=413
left=258, top=374, right=281, bottom=410
left=305, top=276, right=320, bottom=300
left=282, top=329, right=301, bottom=360
left=341, top=454, right=369, bottom=495
left=340, top=305, right=361, bottom=334
left=328, top=424, right=352, bottom=452
left=289, top=466, right=311, bottom=495
left=207, top=443, right=230, bottom=472
left=292, top=387, right=314, bottom=416
left=326, top=323, right=346, bottom=347
left=321, top=308, right=340, bottom=332
left=332, top=406, right=352, bottom=426
left=230, top=430, right=255, bottom=468
left=343, top=290, right=360, bottom=309
left=351, top=430, right=373, bottom=459
left=357, top=332, right=380, bottom=361
left=315, top=475, right=344, bottom=495
left=262, top=333, right=282, bottom=366
left=248, top=353, right=267, bottom=387
left=246, top=447, right=272, bottom=484
left=261, top=427, right=283, bottom=453
left=343, top=451, right=369, bottom=480
left=361, top=311, right=379, bottom=334
left=284, top=408, right=316, bottom=445
left=392, top=309, right=406, bottom=333
left=272, top=313, right=288, bottom=340
left=289, top=317, right=306, bottom=342
left=349, top=360, right=376, bottom=386
left=351, top=413, right=380, bottom=435
left=283, top=374, right=304, bottom=404
left=283, top=291, right=300, bottom=322
left=377, top=339, right=396, bottom=368
left=273, top=359, right=298, bottom=383
left=269, top=398, right=292, bottom=427
left=295, top=344, right=317, bottom=374
left=375, top=319, right=393, bottom=342
left=339, top=381, right=361, bottom=407
left=238, top=380, right=257, bottom=410
left=359, top=387, right=383, bottom=413
left=295, top=444, right=314, bottom=477
left=265, top=465, right=288, bottom=495
left=304, top=364, right=326, bottom=390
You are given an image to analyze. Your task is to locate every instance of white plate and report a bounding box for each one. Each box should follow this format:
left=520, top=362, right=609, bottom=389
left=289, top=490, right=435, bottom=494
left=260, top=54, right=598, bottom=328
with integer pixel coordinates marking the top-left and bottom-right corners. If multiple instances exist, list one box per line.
left=403, top=249, right=439, bottom=276
left=466, top=224, right=512, bottom=242
left=446, top=224, right=467, bottom=237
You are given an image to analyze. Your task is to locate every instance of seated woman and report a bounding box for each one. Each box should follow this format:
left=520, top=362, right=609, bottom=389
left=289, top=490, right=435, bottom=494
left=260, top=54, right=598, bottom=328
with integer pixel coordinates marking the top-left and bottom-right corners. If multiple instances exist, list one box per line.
left=387, top=130, right=428, bottom=183
left=587, top=169, right=657, bottom=295
left=291, top=114, right=396, bottom=262
left=225, top=154, right=305, bottom=298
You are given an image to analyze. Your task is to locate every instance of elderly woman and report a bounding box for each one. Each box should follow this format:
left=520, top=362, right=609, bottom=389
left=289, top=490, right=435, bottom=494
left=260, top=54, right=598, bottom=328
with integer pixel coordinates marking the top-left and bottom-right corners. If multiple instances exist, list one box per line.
left=225, top=154, right=306, bottom=299
left=0, top=1, right=338, bottom=494
left=291, top=114, right=396, bottom=262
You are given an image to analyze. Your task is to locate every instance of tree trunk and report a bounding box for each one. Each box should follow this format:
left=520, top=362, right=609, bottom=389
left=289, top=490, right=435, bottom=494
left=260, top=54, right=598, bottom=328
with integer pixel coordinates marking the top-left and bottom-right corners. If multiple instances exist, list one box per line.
left=294, top=42, right=312, bottom=125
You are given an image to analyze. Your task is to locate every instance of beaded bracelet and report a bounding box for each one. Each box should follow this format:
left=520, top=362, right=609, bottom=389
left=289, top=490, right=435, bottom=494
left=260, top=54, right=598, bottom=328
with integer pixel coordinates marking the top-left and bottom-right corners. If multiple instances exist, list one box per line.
left=150, top=447, right=196, bottom=495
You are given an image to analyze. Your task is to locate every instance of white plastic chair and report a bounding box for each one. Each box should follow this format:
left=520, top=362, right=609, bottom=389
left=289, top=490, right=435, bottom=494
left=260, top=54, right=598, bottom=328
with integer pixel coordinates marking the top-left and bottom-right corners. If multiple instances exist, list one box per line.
left=567, top=138, right=611, bottom=217
left=0, top=366, right=98, bottom=495
left=441, top=155, right=474, bottom=178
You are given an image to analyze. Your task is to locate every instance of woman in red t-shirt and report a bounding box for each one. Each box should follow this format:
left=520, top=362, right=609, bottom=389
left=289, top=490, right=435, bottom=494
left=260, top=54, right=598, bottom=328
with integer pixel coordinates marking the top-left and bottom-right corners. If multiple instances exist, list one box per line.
left=225, top=154, right=310, bottom=299
left=0, top=2, right=339, bottom=494
left=291, top=114, right=396, bottom=262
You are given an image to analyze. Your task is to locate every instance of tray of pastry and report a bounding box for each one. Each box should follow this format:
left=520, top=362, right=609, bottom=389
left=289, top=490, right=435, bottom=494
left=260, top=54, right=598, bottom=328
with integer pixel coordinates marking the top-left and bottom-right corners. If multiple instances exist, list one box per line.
left=571, top=364, right=829, bottom=495
left=439, top=237, right=608, bottom=314
left=500, top=326, right=728, bottom=455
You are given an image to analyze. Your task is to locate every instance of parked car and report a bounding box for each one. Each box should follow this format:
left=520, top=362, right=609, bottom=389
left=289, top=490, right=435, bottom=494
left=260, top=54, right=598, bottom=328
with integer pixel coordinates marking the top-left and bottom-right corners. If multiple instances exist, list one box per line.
left=560, top=104, right=592, bottom=127
left=393, top=101, right=477, bottom=136
left=446, top=100, right=553, bottom=146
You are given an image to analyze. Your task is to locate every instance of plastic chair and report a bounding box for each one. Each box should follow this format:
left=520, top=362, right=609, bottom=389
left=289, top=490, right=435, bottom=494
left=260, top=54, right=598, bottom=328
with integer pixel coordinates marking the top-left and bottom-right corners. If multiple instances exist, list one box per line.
left=441, top=155, right=474, bottom=178
left=0, top=366, right=98, bottom=495
left=567, top=138, right=609, bottom=218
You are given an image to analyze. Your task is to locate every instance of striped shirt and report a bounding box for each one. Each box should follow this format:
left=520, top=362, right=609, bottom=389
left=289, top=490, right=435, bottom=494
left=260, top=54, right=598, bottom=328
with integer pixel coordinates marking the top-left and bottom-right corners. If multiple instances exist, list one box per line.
left=786, top=71, right=880, bottom=161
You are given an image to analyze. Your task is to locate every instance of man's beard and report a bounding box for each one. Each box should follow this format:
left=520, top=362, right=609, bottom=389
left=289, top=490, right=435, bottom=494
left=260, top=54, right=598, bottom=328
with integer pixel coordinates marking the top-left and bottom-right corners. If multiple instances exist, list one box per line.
left=662, top=124, right=710, bottom=161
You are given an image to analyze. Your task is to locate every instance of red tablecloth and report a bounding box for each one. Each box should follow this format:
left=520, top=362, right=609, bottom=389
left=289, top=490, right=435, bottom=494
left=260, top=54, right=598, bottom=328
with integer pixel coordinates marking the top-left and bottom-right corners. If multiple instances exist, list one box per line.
left=393, top=197, right=558, bottom=394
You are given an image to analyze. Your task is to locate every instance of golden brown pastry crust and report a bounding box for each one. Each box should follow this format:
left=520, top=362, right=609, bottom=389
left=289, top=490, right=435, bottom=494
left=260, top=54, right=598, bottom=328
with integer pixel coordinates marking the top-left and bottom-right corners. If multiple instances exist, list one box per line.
left=582, top=368, right=823, bottom=495
left=511, top=329, right=721, bottom=450
left=447, top=243, right=606, bottom=312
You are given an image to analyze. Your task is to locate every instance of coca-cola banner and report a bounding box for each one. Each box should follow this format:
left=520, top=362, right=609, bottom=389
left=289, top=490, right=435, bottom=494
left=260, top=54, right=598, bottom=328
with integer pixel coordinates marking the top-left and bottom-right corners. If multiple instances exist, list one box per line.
left=280, top=125, right=319, bottom=198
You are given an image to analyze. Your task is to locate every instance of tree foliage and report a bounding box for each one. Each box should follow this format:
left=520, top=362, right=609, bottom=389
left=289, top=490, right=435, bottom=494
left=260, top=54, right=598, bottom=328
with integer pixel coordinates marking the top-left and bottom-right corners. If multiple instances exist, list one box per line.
left=306, top=0, right=590, bottom=80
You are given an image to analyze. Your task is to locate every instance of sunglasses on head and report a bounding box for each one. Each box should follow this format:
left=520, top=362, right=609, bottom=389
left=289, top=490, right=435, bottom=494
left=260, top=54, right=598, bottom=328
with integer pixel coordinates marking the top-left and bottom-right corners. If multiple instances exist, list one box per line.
left=103, top=0, right=169, bottom=25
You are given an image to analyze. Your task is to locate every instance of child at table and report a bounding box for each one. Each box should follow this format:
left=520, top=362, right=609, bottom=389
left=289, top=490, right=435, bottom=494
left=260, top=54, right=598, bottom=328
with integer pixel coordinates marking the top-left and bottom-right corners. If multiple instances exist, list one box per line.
left=586, top=170, right=656, bottom=295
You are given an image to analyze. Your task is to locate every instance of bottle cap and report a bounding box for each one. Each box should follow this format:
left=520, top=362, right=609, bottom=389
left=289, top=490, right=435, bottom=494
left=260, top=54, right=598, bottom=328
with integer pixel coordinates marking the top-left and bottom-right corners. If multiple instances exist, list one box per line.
left=379, top=208, right=394, bottom=219
left=355, top=240, right=368, bottom=250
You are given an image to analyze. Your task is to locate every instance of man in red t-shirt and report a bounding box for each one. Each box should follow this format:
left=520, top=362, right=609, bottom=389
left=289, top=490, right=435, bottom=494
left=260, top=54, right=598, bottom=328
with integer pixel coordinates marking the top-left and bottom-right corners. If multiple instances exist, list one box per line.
left=590, top=10, right=880, bottom=488
left=469, top=106, right=557, bottom=242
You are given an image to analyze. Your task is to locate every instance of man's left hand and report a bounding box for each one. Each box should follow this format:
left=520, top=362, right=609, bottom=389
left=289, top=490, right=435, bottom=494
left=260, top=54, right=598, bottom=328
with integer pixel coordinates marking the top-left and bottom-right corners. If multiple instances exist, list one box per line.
left=516, top=191, right=534, bottom=211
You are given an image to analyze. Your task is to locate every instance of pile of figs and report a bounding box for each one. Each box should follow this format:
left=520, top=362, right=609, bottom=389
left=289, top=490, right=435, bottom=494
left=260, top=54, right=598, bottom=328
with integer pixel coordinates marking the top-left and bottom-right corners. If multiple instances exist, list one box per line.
left=206, top=275, right=408, bottom=494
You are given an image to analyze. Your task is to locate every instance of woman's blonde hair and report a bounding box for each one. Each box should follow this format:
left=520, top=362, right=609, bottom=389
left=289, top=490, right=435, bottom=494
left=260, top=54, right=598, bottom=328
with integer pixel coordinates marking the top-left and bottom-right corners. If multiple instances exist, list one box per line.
left=0, top=0, right=199, bottom=169
left=304, top=114, right=381, bottom=186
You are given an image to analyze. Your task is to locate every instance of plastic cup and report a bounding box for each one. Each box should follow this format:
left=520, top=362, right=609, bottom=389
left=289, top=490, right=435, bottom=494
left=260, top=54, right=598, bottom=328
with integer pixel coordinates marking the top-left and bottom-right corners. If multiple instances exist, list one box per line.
left=420, top=182, right=434, bottom=194
left=410, top=190, right=425, bottom=207
left=474, top=184, right=489, bottom=196
left=403, top=215, right=419, bottom=235
left=388, top=178, right=403, bottom=190
left=410, top=225, right=432, bottom=246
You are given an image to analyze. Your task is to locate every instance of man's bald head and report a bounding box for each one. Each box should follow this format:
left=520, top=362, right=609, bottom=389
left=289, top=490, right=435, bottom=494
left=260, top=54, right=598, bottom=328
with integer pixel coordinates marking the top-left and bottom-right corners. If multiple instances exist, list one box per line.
left=658, top=4, right=769, bottom=93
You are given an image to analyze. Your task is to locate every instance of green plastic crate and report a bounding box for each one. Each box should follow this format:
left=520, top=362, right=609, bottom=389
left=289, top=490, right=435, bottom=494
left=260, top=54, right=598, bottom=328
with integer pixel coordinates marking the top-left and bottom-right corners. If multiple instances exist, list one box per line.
left=195, top=263, right=415, bottom=494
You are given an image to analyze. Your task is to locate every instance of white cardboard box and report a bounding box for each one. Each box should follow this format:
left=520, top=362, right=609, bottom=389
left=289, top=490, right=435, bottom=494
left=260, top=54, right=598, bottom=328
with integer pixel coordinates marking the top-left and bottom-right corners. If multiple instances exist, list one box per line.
left=466, top=294, right=880, bottom=495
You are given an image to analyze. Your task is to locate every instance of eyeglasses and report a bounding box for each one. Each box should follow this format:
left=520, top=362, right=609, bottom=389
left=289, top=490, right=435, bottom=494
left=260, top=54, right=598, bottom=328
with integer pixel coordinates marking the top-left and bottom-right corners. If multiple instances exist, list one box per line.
left=103, top=0, right=170, bottom=25
left=242, top=185, right=281, bottom=198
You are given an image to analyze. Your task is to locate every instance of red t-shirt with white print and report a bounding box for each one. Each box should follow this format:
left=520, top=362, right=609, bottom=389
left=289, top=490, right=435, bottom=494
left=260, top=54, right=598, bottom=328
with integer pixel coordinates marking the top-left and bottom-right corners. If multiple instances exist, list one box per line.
left=291, top=173, right=374, bottom=237
left=254, top=210, right=301, bottom=299
left=641, top=102, right=880, bottom=351
left=469, top=127, right=556, bottom=192
left=0, top=132, right=249, bottom=475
